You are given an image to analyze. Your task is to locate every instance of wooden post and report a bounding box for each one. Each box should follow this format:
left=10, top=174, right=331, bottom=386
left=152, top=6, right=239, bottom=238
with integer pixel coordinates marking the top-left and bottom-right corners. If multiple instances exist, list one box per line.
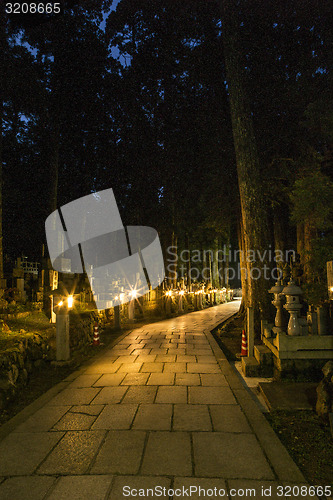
left=128, top=300, right=135, bottom=320
left=247, top=306, right=254, bottom=357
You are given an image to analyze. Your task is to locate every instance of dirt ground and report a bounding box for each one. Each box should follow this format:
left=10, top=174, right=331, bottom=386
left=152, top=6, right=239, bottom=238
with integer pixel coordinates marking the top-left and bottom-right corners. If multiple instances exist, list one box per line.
left=214, top=315, right=333, bottom=486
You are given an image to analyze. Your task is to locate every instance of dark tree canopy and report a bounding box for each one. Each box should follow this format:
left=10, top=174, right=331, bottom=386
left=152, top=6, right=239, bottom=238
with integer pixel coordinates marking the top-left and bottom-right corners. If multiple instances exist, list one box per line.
left=1, top=0, right=332, bottom=304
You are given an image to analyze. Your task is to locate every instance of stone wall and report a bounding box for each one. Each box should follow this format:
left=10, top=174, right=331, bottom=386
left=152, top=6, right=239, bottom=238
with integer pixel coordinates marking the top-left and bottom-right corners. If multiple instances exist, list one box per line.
left=0, top=332, right=52, bottom=409
left=0, top=311, right=104, bottom=410
left=69, top=311, right=100, bottom=350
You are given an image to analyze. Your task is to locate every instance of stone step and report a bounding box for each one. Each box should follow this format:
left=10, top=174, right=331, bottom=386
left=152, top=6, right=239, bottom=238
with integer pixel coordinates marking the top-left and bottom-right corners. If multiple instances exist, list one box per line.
left=254, top=345, right=273, bottom=365
left=241, top=356, right=260, bottom=377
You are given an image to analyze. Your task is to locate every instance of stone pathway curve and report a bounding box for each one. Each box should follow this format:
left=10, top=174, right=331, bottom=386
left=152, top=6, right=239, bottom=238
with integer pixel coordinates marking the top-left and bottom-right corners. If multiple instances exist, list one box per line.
left=0, top=301, right=314, bottom=499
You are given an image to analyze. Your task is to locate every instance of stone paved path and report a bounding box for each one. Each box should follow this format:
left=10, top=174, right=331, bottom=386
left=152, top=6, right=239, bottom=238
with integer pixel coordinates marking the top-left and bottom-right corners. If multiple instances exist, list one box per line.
left=0, top=301, right=315, bottom=500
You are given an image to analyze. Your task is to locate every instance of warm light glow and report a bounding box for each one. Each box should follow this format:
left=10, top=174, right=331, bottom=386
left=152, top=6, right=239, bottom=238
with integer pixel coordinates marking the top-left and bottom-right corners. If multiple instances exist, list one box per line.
left=58, top=300, right=63, bottom=307
left=114, top=296, right=119, bottom=301
left=330, top=286, right=333, bottom=292
left=130, top=289, right=138, bottom=298
left=166, top=290, right=172, bottom=297
left=67, top=295, right=74, bottom=308
left=119, top=293, right=125, bottom=302
left=179, top=290, right=185, bottom=296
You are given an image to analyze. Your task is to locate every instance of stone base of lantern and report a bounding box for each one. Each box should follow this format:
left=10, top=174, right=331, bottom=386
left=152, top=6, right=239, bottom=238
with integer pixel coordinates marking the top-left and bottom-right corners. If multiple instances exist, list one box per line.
left=260, top=321, right=333, bottom=379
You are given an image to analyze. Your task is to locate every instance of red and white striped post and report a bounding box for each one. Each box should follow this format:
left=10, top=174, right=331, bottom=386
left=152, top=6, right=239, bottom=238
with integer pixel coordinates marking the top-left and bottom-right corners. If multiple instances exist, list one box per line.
left=93, top=322, right=100, bottom=346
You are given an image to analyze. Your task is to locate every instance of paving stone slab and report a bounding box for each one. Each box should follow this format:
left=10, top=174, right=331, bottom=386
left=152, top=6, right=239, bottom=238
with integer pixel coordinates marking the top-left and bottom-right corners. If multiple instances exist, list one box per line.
left=0, top=432, right=64, bottom=475
left=200, top=374, right=229, bottom=386
left=175, top=373, right=201, bottom=386
left=187, top=363, right=221, bottom=374
left=163, top=362, right=187, bottom=373
left=173, top=477, right=228, bottom=500
left=92, top=404, right=138, bottom=430
left=69, top=374, right=102, bottom=388
left=196, top=355, right=218, bottom=364
left=126, top=346, right=145, bottom=354
left=127, top=344, right=144, bottom=351
left=155, top=354, right=176, bottom=362
left=176, top=355, right=197, bottom=363
left=135, top=355, right=157, bottom=363
left=193, top=432, right=274, bottom=479
left=112, top=355, right=138, bottom=363
left=209, top=405, right=252, bottom=433
left=167, top=348, right=186, bottom=355
left=120, top=373, right=149, bottom=385
left=51, top=412, right=97, bottom=431
left=70, top=405, right=104, bottom=416
left=117, top=362, right=143, bottom=373
left=110, top=347, right=129, bottom=354
left=37, top=430, right=106, bottom=475
left=141, top=362, right=164, bottom=372
left=48, top=388, right=101, bottom=406
left=0, top=475, right=56, bottom=500
left=173, top=404, right=212, bottom=431
left=46, top=475, right=113, bottom=500
left=149, top=348, right=169, bottom=354
left=93, top=373, right=126, bottom=386
left=84, top=363, right=121, bottom=374
left=155, top=386, right=187, bottom=403
left=189, top=386, right=236, bottom=405
left=187, top=349, right=213, bottom=355
left=141, top=431, right=192, bottom=476
left=131, top=348, right=152, bottom=355
left=122, top=386, right=158, bottom=403
left=91, top=430, right=146, bottom=474
left=108, top=475, right=171, bottom=499
left=132, top=404, right=172, bottom=430
left=13, top=406, right=71, bottom=433
left=147, top=373, right=175, bottom=386
left=91, top=386, right=128, bottom=404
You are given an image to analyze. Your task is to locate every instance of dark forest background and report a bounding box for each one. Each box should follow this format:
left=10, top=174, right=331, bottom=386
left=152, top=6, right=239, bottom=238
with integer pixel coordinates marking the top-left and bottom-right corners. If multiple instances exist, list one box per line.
left=1, top=0, right=333, bottom=307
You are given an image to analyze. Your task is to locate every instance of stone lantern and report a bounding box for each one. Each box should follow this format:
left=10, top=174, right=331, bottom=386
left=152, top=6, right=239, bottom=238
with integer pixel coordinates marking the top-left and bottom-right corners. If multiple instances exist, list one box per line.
left=269, top=280, right=284, bottom=331
left=282, top=280, right=303, bottom=336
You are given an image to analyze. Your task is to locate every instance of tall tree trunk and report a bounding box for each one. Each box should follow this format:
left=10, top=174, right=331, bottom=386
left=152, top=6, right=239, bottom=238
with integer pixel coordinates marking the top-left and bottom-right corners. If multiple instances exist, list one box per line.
left=304, top=221, right=317, bottom=283
left=220, top=0, right=272, bottom=323
left=170, top=230, right=178, bottom=289
left=212, top=237, right=220, bottom=288
left=0, top=7, right=6, bottom=283
left=185, top=232, right=191, bottom=290
left=237, top=218, right=247, bottom=316
left=297, top=222, right=304, bottom=268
